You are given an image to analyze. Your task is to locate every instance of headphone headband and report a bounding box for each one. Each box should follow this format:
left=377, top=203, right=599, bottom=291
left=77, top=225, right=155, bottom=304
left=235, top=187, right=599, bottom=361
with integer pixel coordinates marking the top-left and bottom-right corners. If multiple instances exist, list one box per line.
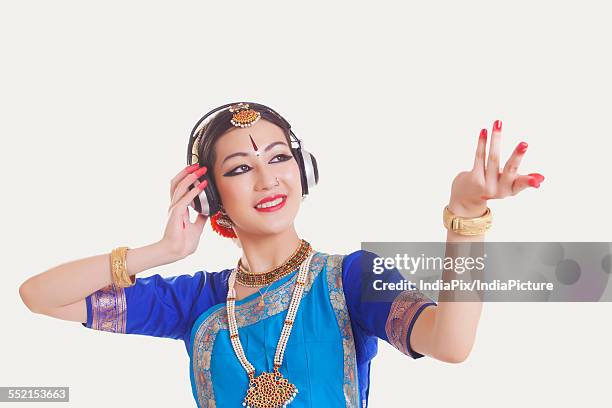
left=187, top=102, right=304, bottom=166
left=185, top=101, right=318, bottom=217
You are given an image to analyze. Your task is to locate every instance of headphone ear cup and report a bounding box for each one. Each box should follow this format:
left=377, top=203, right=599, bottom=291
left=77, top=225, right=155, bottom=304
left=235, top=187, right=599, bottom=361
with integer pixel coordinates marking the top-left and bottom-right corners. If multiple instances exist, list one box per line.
left=292, top=147, right=319, bottom=196
left=309, top=152, right=319, bottom=184
left=292, top=147, right=308, bottom=196
left=189, top=171, right=221, bottom=216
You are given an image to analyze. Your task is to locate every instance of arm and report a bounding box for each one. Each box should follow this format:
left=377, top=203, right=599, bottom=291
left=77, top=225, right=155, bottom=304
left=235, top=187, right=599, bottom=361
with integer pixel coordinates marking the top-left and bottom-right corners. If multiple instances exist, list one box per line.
left=409, top=202, right=485, bottom=364
left=410, top=120, right=545, bottom=363
left=18, top=241, right=177, bottom=322
left=19, top=163, right=210, bottom=323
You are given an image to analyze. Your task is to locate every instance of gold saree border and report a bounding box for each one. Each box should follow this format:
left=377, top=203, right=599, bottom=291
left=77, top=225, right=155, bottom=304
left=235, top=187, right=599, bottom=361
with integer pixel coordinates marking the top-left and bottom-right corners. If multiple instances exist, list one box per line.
left=91, top=283, right=127, bottom=333
left=384, top=289, right=435, bottom=357
left=325, top=254, right=360, bottom=408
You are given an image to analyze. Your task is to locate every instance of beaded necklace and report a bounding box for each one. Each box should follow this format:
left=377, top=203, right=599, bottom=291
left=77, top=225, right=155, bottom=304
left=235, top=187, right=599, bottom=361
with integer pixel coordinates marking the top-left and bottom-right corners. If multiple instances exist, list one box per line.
left=226, top=249, right=314, bottom=408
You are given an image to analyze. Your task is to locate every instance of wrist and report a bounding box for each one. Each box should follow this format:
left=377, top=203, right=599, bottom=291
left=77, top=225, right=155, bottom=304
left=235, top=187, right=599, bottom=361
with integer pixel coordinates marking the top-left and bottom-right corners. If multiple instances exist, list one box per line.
left=145, top=240, right=182, bottom=266
left=447, top=199, right=488, bottom=218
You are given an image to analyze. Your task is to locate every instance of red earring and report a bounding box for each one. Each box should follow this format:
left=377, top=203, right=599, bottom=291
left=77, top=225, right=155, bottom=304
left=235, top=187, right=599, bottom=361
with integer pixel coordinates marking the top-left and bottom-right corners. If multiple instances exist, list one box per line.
left=210, top=209, right=237, bottom=238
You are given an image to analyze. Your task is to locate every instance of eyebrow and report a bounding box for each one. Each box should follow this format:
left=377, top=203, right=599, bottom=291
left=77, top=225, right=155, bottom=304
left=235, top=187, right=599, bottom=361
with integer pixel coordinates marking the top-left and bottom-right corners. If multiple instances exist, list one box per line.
left=221, top=141, right=289, bottom=165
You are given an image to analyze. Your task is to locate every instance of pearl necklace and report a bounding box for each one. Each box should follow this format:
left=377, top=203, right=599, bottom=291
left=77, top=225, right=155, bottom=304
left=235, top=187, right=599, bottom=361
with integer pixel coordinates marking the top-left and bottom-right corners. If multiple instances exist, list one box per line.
left=226, top=249, right=315, bottom=408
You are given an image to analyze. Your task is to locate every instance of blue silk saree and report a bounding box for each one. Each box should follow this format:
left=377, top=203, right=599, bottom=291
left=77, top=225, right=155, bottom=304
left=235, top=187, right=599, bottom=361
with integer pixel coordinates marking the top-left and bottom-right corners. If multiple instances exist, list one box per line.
left=83, top=250, right=437, bottom=407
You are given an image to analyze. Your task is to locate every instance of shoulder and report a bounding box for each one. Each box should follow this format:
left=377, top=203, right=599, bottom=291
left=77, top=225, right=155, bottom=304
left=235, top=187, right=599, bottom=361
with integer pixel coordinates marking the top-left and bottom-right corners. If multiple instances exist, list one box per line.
left=137, top=268, right=232, bottom=303
left=311, top=249, right=381, bottom=288
left=194, top=268, right=232, bottom=304
left=311, top=249, right=380, bottom=273
left=340, top=249, right=380, bottom=275
left=145, top=268, right=231, bottom=290
left=200, top=268, right=232, bottom=289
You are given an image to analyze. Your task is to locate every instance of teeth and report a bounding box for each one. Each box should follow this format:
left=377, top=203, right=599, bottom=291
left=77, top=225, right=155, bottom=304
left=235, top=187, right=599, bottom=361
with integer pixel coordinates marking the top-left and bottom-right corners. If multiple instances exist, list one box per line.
left=256, top=197, right=284, bottom=209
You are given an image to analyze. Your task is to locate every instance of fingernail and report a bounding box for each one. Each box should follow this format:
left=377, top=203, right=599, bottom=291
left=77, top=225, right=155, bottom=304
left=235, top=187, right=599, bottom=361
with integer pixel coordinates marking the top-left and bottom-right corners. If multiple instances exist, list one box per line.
left=517, top=142, right=528, bottom=154
left=198, top=180, right=208, bottom=190
left=479, top=129, right=487, bottom=139
left=186, top=163, right=200, bottom=173
left=528, top=177, right=540, bottom=188
left=195, top=166, right=208, bottom=177
left=528, top=173, right=545, bottom=182
left=493, top=120, right=502, bottom=132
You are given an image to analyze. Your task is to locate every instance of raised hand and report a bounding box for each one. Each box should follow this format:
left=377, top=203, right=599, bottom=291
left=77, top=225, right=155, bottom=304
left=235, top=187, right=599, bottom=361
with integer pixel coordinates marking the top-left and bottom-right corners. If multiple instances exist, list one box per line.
left=160, top=164, right=209, bottom=260
left=448, top=120, right=545, bottom=218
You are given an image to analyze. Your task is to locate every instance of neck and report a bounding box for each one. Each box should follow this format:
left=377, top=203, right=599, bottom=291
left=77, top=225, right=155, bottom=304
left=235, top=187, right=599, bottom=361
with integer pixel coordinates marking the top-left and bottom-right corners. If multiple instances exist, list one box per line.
left=237, top=225, right=302, bottom=274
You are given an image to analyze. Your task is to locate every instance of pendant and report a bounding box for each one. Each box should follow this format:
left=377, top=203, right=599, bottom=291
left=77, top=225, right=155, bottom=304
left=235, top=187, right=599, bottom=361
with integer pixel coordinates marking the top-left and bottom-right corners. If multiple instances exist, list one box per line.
left=243, top=369, right=298, bottom=408
left=258, top=297, right=265, bottom=307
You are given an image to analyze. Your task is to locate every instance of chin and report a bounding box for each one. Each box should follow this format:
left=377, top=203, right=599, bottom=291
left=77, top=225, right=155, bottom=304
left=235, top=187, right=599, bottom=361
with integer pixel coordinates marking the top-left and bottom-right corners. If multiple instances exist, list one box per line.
left=242, top=213, right=297, bottom=237
left=234, top=198, right=300, bottom=236
left=254, top=217, right=294, bottom=235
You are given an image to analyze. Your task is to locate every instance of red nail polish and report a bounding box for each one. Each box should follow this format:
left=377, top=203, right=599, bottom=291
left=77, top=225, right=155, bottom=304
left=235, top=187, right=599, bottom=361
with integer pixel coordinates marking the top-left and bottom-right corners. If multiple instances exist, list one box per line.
left=528, top=177, right=540, bottom=188
left=493, top=120, right=502, bottom=132
left=186, top=163, right=199, bottom=173
left=198, top=180, right=208, bottom=190
left=517, top=142, right=528, bottom=153
left=479, top=129, right=487, bottom=139
left=528, top=173, right=545, bottom=182
left=195, top=166, right=208, bottom=177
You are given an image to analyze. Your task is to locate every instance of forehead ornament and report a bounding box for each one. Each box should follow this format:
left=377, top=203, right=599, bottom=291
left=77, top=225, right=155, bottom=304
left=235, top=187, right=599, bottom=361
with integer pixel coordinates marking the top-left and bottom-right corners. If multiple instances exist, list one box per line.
left=229, top=103, right=261, bottom=128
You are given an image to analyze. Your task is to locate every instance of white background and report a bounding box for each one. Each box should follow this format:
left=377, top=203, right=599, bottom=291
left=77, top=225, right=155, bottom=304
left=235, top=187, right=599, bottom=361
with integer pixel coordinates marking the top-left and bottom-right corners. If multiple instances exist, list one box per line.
left=2, top=1, right=611, bottom=407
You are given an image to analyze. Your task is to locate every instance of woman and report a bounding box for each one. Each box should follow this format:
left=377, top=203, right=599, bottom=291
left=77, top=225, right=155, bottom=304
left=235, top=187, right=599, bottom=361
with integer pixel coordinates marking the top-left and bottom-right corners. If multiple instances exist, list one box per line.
left=19, top=102, right=545, bottom=407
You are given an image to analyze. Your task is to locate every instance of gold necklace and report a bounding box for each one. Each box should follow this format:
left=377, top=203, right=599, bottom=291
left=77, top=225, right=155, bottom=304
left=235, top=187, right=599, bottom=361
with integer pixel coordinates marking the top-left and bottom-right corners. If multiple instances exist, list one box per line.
left=227, top=249, right=315, bottom=408
left=236, top=239, right=311, bottom=287
left=257, top=283, right=273, bottom=307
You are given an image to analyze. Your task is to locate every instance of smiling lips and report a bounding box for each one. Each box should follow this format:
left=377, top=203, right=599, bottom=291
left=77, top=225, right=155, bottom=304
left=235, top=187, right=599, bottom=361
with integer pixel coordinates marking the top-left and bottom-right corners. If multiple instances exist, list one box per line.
left=254, top=194, right=287, bottom=212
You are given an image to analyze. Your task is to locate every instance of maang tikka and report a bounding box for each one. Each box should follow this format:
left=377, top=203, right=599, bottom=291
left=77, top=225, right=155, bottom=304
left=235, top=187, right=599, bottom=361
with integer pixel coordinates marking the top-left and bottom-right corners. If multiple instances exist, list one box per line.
left=229, top=102, right=261, bottom=128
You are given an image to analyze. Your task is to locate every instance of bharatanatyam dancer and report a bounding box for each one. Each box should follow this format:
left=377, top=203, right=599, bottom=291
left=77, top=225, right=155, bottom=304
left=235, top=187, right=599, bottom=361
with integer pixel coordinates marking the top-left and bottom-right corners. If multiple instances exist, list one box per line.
left=19, top=102, right=544, bottom=407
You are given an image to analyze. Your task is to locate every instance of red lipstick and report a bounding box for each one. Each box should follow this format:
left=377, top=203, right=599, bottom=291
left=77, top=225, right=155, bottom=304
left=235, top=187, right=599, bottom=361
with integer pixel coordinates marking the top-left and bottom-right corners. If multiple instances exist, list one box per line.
left=254, top=194, right=287, bottom=212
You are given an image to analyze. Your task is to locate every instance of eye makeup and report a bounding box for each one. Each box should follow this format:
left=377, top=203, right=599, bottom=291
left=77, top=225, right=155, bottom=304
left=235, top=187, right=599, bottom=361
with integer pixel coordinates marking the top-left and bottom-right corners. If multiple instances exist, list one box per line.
left=222, top=153, right=293, bottom=177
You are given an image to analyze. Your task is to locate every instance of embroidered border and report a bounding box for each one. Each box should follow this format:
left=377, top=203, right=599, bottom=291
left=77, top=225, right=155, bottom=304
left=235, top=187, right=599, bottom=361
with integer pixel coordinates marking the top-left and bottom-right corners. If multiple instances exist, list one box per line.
left=91, top=283, right=127, bottom=333
left=191, top=252, right=327, bottom=408
left=384, top=290, right=434, bottom=357
left=325, top=254, right=360, bottom=408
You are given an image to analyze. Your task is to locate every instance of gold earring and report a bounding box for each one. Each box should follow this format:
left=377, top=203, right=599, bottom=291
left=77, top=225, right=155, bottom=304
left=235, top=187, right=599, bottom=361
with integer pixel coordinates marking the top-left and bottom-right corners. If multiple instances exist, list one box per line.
left=217, top=207, right=234, bottom=229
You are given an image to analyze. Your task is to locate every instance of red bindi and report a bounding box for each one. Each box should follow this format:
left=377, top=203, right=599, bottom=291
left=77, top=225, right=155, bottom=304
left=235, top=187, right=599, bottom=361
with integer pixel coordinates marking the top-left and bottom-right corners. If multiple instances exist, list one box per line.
left=249, top=134, right=259, bottom=151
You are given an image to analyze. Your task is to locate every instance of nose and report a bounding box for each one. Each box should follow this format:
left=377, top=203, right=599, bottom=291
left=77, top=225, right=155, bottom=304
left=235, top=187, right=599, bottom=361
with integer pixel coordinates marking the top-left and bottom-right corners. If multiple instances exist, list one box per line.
left=254, top=165, right=279, bottom=192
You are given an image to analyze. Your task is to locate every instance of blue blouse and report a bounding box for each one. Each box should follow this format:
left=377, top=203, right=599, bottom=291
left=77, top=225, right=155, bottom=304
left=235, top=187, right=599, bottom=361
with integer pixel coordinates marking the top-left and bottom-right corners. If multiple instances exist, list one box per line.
left=83, top=250, right=437, bottom=407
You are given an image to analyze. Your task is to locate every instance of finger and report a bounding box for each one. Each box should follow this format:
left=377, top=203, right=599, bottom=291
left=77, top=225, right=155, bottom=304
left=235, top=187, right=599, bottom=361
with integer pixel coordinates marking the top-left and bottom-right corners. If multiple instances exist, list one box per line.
left=192, top=213, right=208, bottom=233
left=511, top=174, right=542, bottom=196
left=485, top=119, right=502, bottom=194
left=472, top=128, right=488, bottom=177
left=499, top=141, right=528, bottom=195
left=169, top=179, right=208, bottom=215
left=170, top=166, right=208, bottom=209
left=527, top=173, right=545, bottom=182
left=502, top=141, right=528, bottom=174
left=182, top=210, right=189, bottom=229
left=170, top=163, right=200, bottom=200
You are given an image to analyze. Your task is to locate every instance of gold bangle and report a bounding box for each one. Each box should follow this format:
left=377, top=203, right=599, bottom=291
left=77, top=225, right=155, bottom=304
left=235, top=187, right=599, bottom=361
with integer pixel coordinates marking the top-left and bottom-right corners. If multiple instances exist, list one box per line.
left=110, top=246, right=135, bottom=288
left=443, top=205, right=493, bottom=236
